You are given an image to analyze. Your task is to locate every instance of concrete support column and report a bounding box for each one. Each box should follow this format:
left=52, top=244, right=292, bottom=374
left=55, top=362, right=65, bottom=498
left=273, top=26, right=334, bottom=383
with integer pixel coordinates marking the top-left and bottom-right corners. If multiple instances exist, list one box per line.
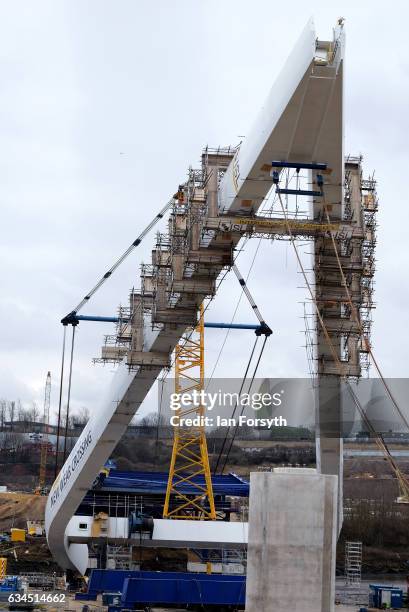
left=246, top=468, right=338, bottom=612
left=315, top=376, right=344, bottom=533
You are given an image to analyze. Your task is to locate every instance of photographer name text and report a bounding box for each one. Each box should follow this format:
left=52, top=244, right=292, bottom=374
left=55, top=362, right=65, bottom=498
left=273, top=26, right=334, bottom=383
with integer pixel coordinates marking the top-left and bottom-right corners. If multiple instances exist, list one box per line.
left=170, top=415, right=287, bottom=428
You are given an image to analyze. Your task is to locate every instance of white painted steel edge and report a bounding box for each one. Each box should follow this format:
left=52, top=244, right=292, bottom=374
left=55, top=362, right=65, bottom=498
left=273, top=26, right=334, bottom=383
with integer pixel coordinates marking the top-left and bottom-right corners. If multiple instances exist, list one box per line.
left=66, top=516, right=248, bottom=549
left=218, top=19, right=317, bottom=214
left=45, top=323, right=182, bottom=572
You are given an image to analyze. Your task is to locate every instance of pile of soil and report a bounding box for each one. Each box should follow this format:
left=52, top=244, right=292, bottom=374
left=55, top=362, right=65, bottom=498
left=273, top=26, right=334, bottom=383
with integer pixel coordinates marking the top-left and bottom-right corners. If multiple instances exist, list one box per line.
left=0, top=492, right=46, bottom=531
left=0, top=536, right=61, bottom=574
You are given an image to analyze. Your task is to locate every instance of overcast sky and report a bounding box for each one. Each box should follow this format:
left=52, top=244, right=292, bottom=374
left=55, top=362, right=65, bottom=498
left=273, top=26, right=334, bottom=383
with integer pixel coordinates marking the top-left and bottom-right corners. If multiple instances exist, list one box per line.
left=1, top=0, right=408, bottom=421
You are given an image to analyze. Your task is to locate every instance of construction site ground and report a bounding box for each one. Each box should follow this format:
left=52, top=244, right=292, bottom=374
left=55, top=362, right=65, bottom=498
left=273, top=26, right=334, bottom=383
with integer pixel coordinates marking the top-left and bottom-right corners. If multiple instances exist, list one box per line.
left=0, top=492, right=46, bottom=531
left=0, top=600, right=378, bottom=610
left=16, top=600, right=367, bottom=612
left=0, top=452, right=409, bottom=584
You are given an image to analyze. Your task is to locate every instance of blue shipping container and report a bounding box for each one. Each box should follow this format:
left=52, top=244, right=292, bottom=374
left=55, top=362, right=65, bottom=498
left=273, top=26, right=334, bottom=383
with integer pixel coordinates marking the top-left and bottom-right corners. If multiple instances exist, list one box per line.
left=369, top=584, right=403, bottom=609
left=76, top=569, right=245, bottom=608
left=121, top=573, right=246, bottom=607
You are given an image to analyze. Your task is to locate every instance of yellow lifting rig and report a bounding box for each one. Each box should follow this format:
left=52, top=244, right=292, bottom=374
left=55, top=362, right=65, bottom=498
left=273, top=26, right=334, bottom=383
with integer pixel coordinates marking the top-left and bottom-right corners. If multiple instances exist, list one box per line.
left=163, top=305, right=216, bottom=520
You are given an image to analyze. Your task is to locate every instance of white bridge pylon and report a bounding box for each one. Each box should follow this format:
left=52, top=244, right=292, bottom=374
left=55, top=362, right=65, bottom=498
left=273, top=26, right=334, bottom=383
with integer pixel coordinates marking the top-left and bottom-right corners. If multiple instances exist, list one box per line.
left=46, top=19, right=346, bottom=574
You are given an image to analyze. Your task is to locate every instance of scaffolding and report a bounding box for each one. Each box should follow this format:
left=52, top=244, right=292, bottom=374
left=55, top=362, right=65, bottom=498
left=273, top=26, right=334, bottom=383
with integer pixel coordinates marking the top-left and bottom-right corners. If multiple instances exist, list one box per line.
left=94, top=150, right=234, bottom=368
left=93, top=153, right=377, bottom=393
left=359, top=172, right=378, bottom=372
left=190, top=548, right=247, bottom=573
left=345, top=541, right=362, bottom=585
left=106, top=545, right=135, bottom=570
left=311, top=157, right=377, bottom=378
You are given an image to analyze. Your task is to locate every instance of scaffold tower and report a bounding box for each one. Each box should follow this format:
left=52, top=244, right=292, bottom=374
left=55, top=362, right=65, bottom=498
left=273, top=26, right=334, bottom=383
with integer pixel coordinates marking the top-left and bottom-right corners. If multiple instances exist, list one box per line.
left=345, top=541, right=362, bottom=585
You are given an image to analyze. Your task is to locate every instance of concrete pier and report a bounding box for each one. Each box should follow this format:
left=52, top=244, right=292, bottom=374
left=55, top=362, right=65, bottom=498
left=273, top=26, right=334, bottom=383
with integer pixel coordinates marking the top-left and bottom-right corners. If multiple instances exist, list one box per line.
left=245, top=468, right=338, bottom=612
left=315, top=376, right=344, bottom=533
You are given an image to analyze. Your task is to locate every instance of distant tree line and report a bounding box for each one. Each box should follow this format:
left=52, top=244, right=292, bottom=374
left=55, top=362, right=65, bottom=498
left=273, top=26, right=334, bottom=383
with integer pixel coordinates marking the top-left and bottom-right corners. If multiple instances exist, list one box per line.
left=0, top=398, right=90, bottom=433
left=125, top=412, right=314, bottom=441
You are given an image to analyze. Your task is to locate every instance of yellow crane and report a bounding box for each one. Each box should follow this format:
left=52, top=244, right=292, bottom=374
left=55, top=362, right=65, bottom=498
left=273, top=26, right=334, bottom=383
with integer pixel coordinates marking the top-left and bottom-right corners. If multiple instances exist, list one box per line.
left=35, top=372, right=51, bottom=495
left=0, top=558, right=7, bottom=580
left=163, top=305, right=216, bottom=520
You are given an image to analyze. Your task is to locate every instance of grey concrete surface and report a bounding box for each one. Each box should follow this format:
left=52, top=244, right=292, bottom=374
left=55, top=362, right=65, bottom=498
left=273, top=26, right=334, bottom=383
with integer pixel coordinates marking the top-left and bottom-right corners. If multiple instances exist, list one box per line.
left=245, top=468, right=338, bottom=612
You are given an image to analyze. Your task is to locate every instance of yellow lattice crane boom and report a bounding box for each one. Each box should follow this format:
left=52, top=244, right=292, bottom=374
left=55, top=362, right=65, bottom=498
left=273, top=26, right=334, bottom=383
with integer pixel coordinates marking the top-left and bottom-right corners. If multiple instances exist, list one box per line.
left=163, top=305, right=216, bottom=520
left=0, top=557, right=7, bottom=580
left=36, top=371, right=51, bottom=495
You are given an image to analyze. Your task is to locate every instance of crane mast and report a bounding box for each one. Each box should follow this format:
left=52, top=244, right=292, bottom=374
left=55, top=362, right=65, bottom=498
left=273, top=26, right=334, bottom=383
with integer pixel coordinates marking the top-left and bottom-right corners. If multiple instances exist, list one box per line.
left=163, top=304, right=216, bottom=520
left=36, top=372, right=51, bottom=495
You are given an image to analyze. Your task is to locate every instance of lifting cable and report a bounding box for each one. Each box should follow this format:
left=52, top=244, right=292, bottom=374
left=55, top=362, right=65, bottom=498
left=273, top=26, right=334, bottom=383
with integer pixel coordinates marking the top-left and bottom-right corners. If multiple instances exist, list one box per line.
left=62, top=197, right=174, bottom=324
left=156, top=269, right=234, bottom=442
left=321, top=196, right=409, bottom=432
left=206, top=239, right=263, bottom=387
left=53, top=326, right=67, bottom=479
left=55, top=186, right=272, bottom=470
left=155, top=238, right=254, bottom=452
left=213, top=336, right=260, bottom=474
left=219, top=335, right=269, bottom=475
left=212, top=254, right=272, bottom=473
left=276, top=188, right=409, bottom=493
left=155, top=237, right=259, bottom=447
left=160, top=243, right=272, bottom=469
left=62, top=326, right=77, bottom=465
left=54, top=197, right=174, bottom=474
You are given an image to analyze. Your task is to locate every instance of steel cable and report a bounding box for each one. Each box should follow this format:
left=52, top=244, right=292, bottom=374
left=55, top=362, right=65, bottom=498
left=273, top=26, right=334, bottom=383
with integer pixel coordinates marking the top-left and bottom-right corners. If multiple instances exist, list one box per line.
left=213, top=336, right=260, bottom=474
left=62, top=326, right=76, bottom=465
left=220, top=335, right=269, bottom=474
left=321, top=198, right=409, bottom=432
left=63, top=198, right=174, bottom=321
left=54, top=326, right=67, bottom=479
left=276, top=188, right=409, bottom=492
